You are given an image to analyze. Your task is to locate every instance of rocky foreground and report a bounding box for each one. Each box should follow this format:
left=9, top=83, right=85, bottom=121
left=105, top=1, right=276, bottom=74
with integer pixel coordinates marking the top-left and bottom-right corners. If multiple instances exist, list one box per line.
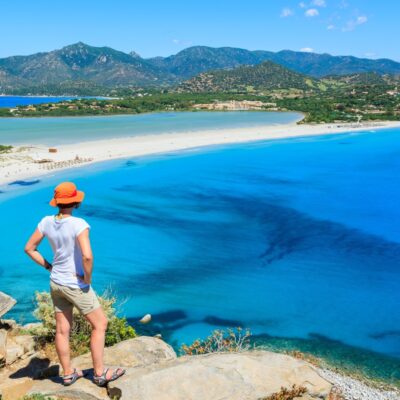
left=1, top=291, right=399, bottom=400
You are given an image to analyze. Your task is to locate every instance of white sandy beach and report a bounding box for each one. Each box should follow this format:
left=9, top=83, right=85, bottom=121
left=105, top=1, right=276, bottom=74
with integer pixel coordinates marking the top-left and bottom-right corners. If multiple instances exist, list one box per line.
left=1, top=120, right=400, bottom=187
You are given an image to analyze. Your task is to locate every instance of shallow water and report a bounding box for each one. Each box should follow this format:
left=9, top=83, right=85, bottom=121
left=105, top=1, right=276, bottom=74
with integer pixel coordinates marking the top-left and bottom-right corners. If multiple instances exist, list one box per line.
left=0, top=111, right=302, bottom=145
left=0, top=126, right=399, bottom=382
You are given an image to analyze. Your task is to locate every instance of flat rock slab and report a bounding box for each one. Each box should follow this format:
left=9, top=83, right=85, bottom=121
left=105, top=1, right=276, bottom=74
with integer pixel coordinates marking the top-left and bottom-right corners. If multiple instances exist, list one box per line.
left=0, top=292, right=16, bottom=318
left=28, top=375, right=109, bottom=400
left=108, top=350, right=332, bottom=400
left=28, top=336, right=177, bottom=399
left=72, top=336, right=177, bottom=369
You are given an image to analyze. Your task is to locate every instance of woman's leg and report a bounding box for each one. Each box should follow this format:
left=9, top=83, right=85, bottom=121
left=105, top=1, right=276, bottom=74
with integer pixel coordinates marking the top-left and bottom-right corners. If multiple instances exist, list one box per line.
left=84, top=307, right=108, bottom=376
left=55, top=309, right=73, bottom=375
left=84, top=307, right=124, bottom=381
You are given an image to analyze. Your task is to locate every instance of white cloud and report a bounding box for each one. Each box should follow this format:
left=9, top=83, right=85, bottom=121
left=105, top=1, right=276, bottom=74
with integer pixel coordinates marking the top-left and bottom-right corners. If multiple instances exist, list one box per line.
left=299, top=2, right=306, bottom=8
left=305, top=8, right=319, bottom=17
left=327, top=24, right=335, bottom=30
left=312, top=0, right=326, bottom=7
left=343, top=15, right=368, bottom=31
left=281, top=7, right=294, bottom=17
left=172, top=39, right=180, bottom=44
left=356, top=15, right=368, bottom=24
left=300, top=47, right=314, bottom=52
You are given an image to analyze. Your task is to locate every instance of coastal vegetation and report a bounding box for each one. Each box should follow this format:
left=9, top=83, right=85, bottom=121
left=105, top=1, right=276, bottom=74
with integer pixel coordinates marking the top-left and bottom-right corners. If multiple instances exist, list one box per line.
left=3, top=77, right=399, bottom=124
left=29, top=291, right=136, bottom=356
left=0, top=145, right=12, bottom=153
left=260, top=385, right=308, bottom=400
left=180, top=327, right=252, bottom=355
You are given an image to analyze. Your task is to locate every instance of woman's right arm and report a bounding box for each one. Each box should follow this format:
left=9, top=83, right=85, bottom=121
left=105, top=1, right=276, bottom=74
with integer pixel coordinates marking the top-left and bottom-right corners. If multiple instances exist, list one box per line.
left=24, top=228, right=52, bottom=271
left=77, top=228, right=93, bottom=284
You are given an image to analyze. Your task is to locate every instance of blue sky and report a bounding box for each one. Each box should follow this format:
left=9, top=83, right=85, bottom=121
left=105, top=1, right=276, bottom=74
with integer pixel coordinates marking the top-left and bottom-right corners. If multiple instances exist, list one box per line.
left=1, top=0, right=398, bottom=60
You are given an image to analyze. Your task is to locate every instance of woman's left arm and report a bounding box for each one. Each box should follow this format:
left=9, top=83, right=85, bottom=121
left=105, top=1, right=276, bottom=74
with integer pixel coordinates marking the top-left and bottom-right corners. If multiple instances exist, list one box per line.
left=24, top=228, right=52, bottom=271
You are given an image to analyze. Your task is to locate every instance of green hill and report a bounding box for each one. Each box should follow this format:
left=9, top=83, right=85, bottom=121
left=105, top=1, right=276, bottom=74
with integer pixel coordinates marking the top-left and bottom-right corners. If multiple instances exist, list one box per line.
left=0, top=42, right=175, bottom=93
left=178, top=61, right=317, bottom=93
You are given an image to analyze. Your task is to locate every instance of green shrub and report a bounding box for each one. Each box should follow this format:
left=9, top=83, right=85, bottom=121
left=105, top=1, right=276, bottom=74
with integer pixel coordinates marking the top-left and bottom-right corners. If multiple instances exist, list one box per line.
left=30, top=290, right=136, bottom=356
left=259, top=385, right=307, bottom=400
left=0, top=144, right=12, bottom=153
left=181, top=327, right=251, bottom=355
left=20, top=395, right=52, bottom=400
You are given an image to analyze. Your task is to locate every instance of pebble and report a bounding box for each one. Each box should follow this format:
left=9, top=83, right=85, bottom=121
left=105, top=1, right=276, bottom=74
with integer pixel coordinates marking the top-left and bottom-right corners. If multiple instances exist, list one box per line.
left=318, top=368, right=400, bottom=400
left=139, top=314, right=152, bottom=324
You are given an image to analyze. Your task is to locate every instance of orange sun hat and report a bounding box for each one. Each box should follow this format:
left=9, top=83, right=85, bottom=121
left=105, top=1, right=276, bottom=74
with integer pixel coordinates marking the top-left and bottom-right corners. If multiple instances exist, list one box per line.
left=50, top=182, right=85, bottom=207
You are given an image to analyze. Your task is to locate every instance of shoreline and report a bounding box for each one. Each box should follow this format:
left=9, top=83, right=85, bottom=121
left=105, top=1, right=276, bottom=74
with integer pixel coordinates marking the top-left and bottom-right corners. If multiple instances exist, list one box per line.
left=1, top=120, right=400, bottom=187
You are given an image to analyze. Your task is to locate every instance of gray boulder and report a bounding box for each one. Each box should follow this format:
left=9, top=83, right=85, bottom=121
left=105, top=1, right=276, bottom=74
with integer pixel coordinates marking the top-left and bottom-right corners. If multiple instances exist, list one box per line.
left=26, top=377, right=109, bottom=400
left=72, top=336, right=177, bottom=369
left=0, top=292, right=16, bottom=318
left=0, top=329, right=7, bottom=366
left=108, top=350, right=332, bottom=400
left=28, top=336, right=177, bottom=400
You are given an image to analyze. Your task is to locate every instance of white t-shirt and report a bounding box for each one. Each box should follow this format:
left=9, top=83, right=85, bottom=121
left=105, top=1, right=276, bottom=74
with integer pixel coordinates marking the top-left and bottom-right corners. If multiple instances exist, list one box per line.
left=38, top=215, right=90, bottom=289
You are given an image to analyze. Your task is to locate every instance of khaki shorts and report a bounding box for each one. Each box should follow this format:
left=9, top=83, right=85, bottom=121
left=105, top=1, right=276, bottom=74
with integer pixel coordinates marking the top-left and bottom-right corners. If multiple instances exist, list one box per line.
left=50, top=280, right=101, bottom=315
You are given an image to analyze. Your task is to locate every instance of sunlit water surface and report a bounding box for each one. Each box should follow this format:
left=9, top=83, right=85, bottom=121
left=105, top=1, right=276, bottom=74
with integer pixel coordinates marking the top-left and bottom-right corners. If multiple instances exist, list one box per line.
left=1, top=125, right=399, bottom=383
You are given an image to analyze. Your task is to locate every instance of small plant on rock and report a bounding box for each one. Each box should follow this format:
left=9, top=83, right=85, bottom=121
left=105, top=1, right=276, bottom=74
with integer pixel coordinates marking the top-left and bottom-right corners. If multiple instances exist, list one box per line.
left=180, top=327, right=251, bottom=355
left=259, top=384, right=307, bottom=400
left=21, top=395, right=52, bottom=400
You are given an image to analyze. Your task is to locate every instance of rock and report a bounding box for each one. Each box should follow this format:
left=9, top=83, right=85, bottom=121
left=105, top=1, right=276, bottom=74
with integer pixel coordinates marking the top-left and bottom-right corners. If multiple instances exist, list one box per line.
left=28, top=376, right=109, bottom=400
left=0, top=292, right=16, bottom=318
left=0, top=377, right=35, bottom=400
left=14, top=335, right=36, bottom=355
left=0, top=329, right=7, bottom=366
left=0, top=319, right=19, bottom=331
left=28, top=336, right=177, bottom=399
left=6, top=342, right=24, bottom=365
left=139, top=313, right=152, bottom=324
left=0, top=352, right=57, bottom=399
left=108, top=350, right=332, bottom=400
left=72, top=336, right=176, bottom=370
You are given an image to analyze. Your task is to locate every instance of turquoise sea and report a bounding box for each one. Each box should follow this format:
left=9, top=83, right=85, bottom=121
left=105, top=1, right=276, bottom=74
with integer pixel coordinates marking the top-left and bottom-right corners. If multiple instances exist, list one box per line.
left=0, top=114, right=399, bottom=383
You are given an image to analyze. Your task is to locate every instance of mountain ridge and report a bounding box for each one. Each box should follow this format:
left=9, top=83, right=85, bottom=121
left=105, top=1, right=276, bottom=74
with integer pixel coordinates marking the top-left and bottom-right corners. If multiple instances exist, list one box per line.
left=1, top=42, right=400, bottom=94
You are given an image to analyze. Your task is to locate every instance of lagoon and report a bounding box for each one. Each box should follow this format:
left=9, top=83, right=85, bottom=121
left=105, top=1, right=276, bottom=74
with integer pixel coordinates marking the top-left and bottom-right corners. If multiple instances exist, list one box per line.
left=0, top=111, right=302, bottom=146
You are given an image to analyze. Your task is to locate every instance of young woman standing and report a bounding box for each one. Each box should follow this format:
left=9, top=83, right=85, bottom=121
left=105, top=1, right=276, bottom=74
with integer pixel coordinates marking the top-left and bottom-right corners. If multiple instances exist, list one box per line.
left=25, top=182, right=125, bottom=386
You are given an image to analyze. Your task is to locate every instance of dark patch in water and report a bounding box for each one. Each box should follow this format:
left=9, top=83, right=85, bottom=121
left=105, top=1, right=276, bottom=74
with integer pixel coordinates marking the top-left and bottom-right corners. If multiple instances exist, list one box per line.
left=369, top=331, right=400, bottom=340
left=203, top=316, right=244, bottom=327
left=82, top=186, right=400, bottom=294
left=9, top=179, right=40, bottom=186
left=150, top=310, right=188, bottom=323
left=125, top=160, right=137, bottom=167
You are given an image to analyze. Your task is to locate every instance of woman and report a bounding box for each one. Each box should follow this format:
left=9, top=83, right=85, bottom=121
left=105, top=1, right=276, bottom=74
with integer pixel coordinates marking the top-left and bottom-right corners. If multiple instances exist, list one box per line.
left=25, top=181, right=125, bottom=387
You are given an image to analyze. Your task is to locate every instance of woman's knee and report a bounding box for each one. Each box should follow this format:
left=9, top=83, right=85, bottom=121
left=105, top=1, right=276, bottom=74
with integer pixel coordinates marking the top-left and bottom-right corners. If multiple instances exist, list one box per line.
left=56, top=320, right=71, bottom=336
left=96, top=315, right=108, bottom=331
left=86, top=308, right=108, bottom=331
